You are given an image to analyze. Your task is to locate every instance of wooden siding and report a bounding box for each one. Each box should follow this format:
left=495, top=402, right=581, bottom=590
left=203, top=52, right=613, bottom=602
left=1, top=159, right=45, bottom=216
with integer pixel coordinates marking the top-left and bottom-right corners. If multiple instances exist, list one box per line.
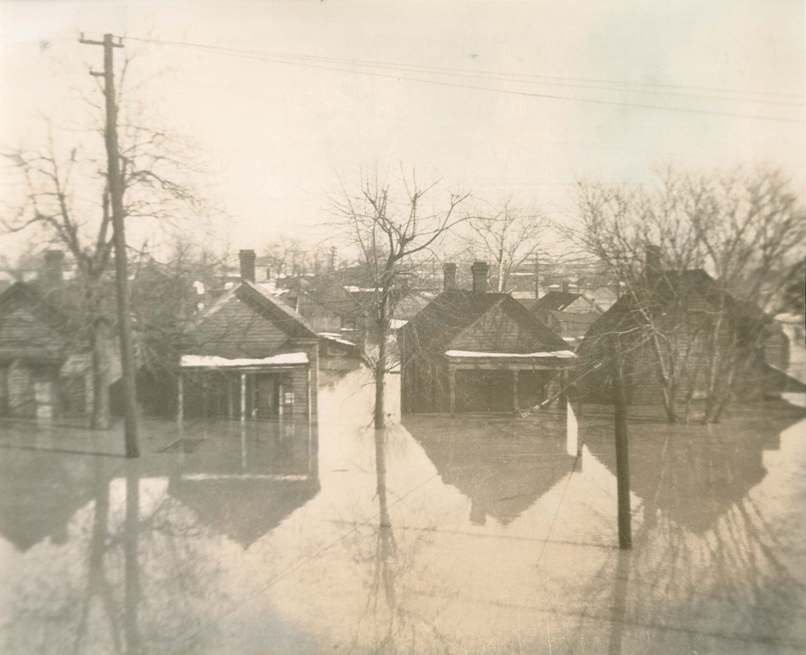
left=450, top=302, right=546, bottom=353
left=0, top=305, right=67, bottom=357
left=189, top=295, right=292, bottom=359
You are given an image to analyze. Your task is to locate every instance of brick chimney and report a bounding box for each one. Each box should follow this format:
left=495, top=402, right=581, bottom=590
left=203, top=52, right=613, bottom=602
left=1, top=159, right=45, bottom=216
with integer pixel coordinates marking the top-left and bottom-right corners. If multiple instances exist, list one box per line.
left=561, top=280, right=570, bottom=294
left=442, top=262, right=457, bottom=291
left=471, top=261, right=489, bottom=294
left=239, top=249, right=256, bottom=283
left=44, top=249, right=64, bottom=286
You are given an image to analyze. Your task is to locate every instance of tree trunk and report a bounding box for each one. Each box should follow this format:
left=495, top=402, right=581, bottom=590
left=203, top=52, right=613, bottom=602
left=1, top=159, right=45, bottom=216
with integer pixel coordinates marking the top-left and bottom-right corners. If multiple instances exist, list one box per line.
left=373, top=290, right=389, bottom=429
left=703, top=300, right=727, bottom=420
left=90, top=319, right=111, bottom=430
left=660, top=385, right=678, bottom=423
left=649, top=332, right=678, bottom=423
left=497, top=243, right=505, bottom=292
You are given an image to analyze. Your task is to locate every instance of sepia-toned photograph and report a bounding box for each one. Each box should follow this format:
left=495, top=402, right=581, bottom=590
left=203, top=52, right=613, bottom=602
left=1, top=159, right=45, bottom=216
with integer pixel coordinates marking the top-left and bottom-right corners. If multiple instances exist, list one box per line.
left=1, top=2, right=805, bottom=653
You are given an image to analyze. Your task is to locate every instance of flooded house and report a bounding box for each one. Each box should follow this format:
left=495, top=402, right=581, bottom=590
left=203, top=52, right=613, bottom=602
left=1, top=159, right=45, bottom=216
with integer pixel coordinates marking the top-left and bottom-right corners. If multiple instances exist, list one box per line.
left=273, top=276, right=362, bottom=342
left=577, top=246, right=795, bottom=405
left=177, top=250, right=320, bottom=422
left=274, top=269, right=432, bottom=345
left=529, top=284, right=602, bottom=345
left=0, top=251, right=120, bottom=421
left=399, top=261, right=576, bottom=414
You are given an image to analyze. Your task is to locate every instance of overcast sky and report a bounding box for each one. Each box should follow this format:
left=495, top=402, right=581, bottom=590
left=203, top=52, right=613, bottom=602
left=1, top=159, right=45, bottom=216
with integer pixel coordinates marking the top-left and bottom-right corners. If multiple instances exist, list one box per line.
left=1, top=0, right=804, bottom=260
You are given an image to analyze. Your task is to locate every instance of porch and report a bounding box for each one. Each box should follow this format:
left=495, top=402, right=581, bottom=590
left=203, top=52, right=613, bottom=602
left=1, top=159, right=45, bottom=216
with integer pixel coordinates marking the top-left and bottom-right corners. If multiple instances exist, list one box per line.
left=443, top=349, right=577, bottom=414
left=177, top=353, right=312, bottom=422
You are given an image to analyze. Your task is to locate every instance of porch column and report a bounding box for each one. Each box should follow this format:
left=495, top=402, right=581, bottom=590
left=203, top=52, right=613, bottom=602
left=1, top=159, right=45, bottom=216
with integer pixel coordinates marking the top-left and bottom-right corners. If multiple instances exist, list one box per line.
left=240, top=372, right=246, bottom=421
left=227, top=378, right=233, bottom=419
left=176, top=371, right=184, bottom=423
left=448, top=367, right=456, bottom=415
left=306, top=367, right=312, bottom=423
left=512, top=370, right=519, bottom=414
left=560, top=369, right=568, bottom=407
left=251, top=374, right=257, bottom=418
left=240, top=421, right=247, bottom=470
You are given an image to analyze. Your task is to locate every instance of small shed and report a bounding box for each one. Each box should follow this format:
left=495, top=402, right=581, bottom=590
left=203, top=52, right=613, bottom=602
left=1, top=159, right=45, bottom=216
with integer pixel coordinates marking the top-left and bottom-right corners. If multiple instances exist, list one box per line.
left=529, top=290, right=602, bottom=344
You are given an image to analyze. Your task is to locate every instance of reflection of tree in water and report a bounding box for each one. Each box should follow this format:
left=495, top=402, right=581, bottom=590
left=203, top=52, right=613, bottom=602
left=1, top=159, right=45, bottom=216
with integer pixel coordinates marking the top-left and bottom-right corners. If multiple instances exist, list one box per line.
left=4, top=460, right=225, bottom=655
left=0, top=453, right=97, bottom=551
left=405, top=414, right=576, bottom=526
left=4, top=419, right=321, bottom=654
left=344, top=428, right=450, bottom=654
left=574, top=403, right=806, bottom=653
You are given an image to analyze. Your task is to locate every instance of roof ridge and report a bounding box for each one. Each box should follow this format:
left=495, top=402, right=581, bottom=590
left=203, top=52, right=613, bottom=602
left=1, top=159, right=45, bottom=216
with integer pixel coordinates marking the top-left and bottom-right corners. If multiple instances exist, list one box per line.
left=241, top=280, right=318, bottom=338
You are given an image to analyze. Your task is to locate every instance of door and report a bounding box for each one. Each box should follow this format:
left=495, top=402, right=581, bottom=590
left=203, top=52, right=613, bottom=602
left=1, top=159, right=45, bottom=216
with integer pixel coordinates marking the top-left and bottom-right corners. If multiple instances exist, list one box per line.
left=254, top=375, right=277, bottom=418
left=455, top=370, right=511, bottom=412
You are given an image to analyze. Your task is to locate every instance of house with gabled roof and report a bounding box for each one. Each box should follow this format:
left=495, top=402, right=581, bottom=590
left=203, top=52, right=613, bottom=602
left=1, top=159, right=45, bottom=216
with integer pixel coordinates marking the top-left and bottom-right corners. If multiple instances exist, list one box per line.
left=528, top=286, right=602, bottom=345
left=577, top=247, right=796, bottom=406
left=178, top=250, right=320, bottom=423
left=399, top=262, right=576, bottom=414
left=0, top=252, right=121, bottom=421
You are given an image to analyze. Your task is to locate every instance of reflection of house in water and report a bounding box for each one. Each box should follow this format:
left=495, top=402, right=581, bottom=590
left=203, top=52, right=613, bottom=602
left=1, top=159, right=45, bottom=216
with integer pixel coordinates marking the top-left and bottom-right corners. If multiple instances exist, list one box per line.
left=405, top=415, right=576, bottom=525
left=0, top=454, right=96, bottom=551
left=167, top=418, right=320, bottom=549
left=585, top=405, right=798, bottom=533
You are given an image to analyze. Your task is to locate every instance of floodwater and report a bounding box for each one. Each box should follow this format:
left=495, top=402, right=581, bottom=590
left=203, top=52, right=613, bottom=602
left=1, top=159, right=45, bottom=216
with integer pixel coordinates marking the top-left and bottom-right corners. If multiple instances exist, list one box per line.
left=1, top=369, right=805, bottom=654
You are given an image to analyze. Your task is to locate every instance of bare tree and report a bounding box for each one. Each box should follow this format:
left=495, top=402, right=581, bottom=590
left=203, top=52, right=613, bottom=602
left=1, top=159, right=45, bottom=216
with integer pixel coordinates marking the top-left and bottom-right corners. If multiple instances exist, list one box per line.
left=2, top=56, right=202, bottom=429
left=462, top=197, right=548, bottom=292
left=334, top=172, right=469, bottom=428
left=260, top=236, right=312, bottom=279
left=573, top=166, right=806, bottom=423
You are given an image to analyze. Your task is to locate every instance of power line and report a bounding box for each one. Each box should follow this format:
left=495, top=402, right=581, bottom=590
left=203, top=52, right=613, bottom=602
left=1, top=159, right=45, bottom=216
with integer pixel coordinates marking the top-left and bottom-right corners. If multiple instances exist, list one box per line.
left=124, top=35, right=803, bottom=103
left=123, top=35, right=805, bottom=123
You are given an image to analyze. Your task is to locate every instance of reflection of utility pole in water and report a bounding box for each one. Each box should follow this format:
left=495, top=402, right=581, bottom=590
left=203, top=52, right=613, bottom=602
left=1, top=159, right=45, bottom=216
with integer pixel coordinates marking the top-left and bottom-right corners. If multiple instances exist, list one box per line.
left=566, top=398, right=581, bottom=457
left=612, top=339, right=632, bottom=549
left=76, top=460, right=122, bottom=652
left=124, top=468, right=141, bottom=654
left=606, top=550, right=631, bottom=655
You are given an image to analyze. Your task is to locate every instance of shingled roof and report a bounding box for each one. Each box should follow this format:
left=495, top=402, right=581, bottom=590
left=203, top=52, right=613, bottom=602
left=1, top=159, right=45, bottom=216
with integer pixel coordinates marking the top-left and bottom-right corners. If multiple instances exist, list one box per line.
left=0, top=282, right=73, bottom=362
left=402, top=289, right=570, bottom=355
left=183, top=280, right=319, bottom=360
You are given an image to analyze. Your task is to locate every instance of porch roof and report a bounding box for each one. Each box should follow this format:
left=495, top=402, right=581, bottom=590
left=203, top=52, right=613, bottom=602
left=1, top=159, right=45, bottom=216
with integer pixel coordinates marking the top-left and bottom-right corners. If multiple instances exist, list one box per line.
left=444, top=349, right=577, bottom=370
left=180, top=352, right=308, bottom=369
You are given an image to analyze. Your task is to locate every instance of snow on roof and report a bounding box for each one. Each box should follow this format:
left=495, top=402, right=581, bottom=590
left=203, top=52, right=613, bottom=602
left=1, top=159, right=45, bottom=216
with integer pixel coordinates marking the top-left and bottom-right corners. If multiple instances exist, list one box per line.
left=318, top=332, right=357, bottom=347
left=343, top=285, right=379, bottom=293
left=444, top=349, right=577, bottom=359
left=390, top=319, right=408, bottom=329
left=180, top=352, right=308, bottom=368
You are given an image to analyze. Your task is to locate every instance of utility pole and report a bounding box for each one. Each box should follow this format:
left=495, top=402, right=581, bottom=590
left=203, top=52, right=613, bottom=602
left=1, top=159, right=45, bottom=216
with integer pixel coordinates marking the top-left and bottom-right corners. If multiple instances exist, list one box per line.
left=79, top=32, right=140, bottom=458
left=612, top=337, right=632, bottom=549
